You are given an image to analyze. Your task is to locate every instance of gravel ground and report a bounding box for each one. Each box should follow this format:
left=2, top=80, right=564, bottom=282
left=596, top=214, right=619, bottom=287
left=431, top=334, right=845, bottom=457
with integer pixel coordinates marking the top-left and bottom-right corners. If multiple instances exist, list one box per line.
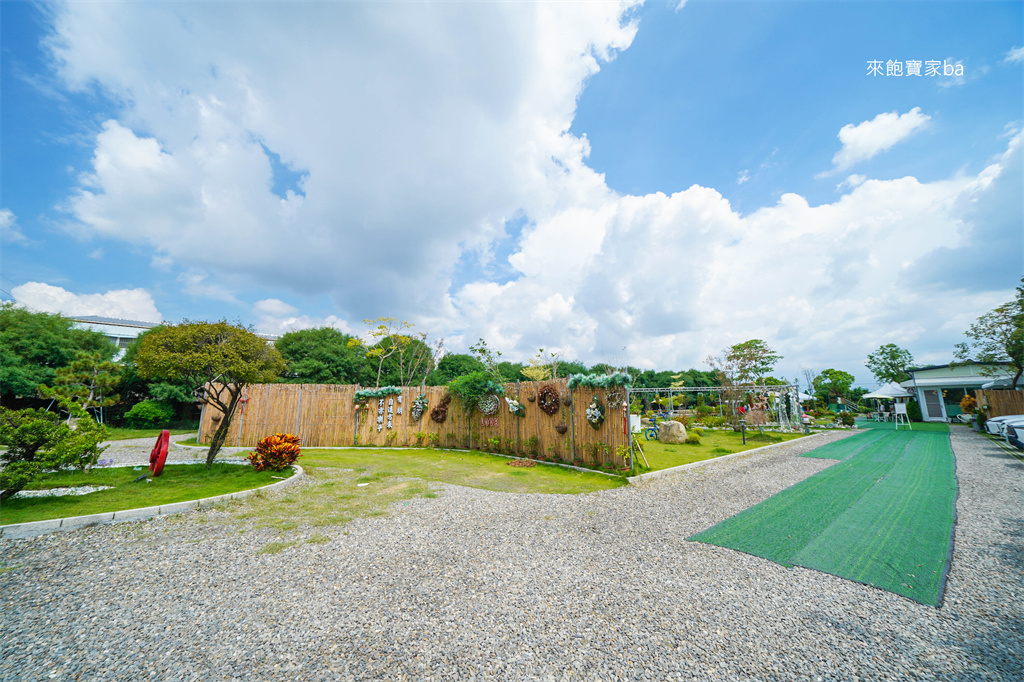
left=1, top=427, right=1020, bottom=680
left=97, top=434, right=250, bottom=466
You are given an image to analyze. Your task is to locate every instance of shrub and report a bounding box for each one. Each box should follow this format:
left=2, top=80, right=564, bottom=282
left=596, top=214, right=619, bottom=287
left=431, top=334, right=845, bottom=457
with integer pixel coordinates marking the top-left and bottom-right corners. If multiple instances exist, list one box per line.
left=247, top=433, right=301, bottom=472
left=959, top=395, right=978, bottom=414
left=840, top=412, right=855, bottom=426
left=906, top=399, right=923, bottom=422
left=0, top=407, right=108, bottom=500
left=685, top=433, right=702, bottom=445
left=124, top=400, right=175, bottom=429
left=691, top=427, right=704, bottom=437
left=673, top=415, right=692, bottom=429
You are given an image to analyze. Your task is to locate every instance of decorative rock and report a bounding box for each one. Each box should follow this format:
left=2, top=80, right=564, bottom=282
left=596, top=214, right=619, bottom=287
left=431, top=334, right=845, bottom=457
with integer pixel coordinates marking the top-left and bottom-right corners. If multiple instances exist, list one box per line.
left=658, top=420, right=687, bottom=444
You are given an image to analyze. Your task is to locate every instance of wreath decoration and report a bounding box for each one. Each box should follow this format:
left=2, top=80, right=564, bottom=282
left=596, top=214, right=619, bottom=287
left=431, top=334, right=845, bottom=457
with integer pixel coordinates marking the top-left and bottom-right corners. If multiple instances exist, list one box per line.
left=477, top=393, right=500, bottom=416
left=430, top=394, right=452, bottom=424
left=585, top=395, right=605, bottom=429
left=411, top=393, right=428, bottom=421
left=505, top=396, right=526, bottom=418
left=537, top=383, right=560, bottom=416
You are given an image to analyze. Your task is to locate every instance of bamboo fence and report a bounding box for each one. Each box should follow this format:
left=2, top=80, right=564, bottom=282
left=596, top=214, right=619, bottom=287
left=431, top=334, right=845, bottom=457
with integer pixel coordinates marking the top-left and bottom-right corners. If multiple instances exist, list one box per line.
left=198, top=379, right=630, bottom=468
left=975, top=389, right=1024, bottom=418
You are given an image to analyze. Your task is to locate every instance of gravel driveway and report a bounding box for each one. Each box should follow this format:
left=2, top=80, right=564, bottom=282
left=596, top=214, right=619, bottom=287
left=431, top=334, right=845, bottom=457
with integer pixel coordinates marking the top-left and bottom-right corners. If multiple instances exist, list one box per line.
left=1, top=428, right=1021, bottom=680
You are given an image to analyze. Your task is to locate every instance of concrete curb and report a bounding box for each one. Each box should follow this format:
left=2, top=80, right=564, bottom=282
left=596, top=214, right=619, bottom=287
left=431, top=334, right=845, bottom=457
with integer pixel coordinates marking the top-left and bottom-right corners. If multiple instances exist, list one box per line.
left=627, top=432, right=830, bottom=485
left=0, top=464, right=304, bottom=540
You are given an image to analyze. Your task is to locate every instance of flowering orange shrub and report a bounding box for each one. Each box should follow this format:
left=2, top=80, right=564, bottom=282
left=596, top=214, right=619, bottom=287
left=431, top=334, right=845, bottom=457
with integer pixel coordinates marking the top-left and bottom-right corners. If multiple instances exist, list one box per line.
left=959, top=395, right=978, bottom=414
left=247, top=433, right=302, bottom=472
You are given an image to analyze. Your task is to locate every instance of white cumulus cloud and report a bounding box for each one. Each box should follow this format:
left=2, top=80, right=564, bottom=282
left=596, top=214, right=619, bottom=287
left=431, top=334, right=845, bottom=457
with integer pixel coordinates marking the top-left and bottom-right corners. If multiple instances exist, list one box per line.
left=11, top=282, right=162, bottom=321
left=1, top=209, right=29, bottom=244
left=824, top=107, right=931, bottom=174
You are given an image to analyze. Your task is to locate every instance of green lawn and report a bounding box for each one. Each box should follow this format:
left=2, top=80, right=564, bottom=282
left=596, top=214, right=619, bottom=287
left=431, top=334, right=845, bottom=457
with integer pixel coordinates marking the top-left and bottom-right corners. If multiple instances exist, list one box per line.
left=633, top=429, right=807, bottom=472
left=299, top=447, right=627, bottom=495
left=0, top=464, right=294, bottom=526
left=104, top=427, right=197, bottom=441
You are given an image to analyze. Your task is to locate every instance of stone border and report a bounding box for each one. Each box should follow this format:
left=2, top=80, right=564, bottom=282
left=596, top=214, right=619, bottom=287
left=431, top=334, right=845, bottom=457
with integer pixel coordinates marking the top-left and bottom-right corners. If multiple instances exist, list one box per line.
left=0, top=465, right=304, bottom=540
left=627, top=432, right=830, bottom=484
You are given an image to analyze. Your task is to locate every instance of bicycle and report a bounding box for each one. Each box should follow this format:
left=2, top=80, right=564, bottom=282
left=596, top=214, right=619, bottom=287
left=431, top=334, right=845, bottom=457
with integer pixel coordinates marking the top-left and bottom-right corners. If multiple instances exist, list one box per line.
left=644, top=412, right=670, bottom=441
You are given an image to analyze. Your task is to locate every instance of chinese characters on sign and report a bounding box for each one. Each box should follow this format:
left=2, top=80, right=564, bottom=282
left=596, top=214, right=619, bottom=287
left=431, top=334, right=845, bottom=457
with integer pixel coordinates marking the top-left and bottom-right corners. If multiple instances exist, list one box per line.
left=867, top=59, right=963, bottom=77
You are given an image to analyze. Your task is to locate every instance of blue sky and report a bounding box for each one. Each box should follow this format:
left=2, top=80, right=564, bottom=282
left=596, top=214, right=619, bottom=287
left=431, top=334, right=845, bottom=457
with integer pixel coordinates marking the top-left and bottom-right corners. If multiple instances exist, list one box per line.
left=1, top=0, right=1021, bottom=388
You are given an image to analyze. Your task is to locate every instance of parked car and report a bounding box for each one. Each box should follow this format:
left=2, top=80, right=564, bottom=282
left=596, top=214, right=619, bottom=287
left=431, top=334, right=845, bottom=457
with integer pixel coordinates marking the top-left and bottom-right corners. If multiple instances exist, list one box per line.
left=985, top=414, right=1024, bottom=436
left=994, top=416, right=1024, bottom=440
left=1005, top=422, right=1024, bottom=451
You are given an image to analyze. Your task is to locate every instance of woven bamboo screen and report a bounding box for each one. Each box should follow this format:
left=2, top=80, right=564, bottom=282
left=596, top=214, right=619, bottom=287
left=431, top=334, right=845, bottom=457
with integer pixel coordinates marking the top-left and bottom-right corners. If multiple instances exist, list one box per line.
left=198, top=380, right=629, bottom=466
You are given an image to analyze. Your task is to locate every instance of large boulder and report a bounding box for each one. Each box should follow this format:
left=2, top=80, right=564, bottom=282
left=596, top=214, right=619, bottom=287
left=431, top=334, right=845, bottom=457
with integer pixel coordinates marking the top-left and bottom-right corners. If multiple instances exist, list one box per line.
left=658, top=420, right=687, bottom=444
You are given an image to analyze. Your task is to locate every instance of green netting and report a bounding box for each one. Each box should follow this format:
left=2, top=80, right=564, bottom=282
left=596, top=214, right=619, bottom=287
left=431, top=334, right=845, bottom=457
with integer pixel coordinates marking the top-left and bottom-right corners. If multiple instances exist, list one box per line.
left=857, top=420, right=950, bottom=433
left=791, top=431, right=956, bottom=606
left=800, top=427, right=891, bottom=460
left=688, top=429, right=957, bottom=606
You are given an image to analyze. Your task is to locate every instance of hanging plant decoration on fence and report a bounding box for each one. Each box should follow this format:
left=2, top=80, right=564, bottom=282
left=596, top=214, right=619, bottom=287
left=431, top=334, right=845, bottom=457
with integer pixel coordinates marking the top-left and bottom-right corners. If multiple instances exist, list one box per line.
left=477, top=393, right=500, bottom=416
left=537, top=383, right=561, bottom=415
left=430, top=393, right=452, bottom=424
left=354, top=386, right=402, bottom=402
left=585, top=395, right=605, bottom=429
left=505, top=396, right=526, bottom=417
left=410, top=393, right=428, bottom=421
left=567, top=372, right=633, bottom=390
left=555, top=423, right=568, bottom=435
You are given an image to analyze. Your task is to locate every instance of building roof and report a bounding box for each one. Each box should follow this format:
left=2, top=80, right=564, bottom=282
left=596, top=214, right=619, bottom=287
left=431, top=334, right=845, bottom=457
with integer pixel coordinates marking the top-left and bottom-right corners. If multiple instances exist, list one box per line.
left=67, top=315, right=161, bottom=329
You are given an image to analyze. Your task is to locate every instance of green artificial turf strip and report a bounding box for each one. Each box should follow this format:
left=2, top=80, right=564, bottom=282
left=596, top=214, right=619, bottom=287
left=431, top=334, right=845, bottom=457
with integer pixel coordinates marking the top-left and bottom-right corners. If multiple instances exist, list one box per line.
left=689, top=433, right=911, bottom=566
left=791, top=431, right=956, bottom=606
left=857, top=420, right=950, bottom=433
left=800, top=427, right=891, bottom=460
left=690, top=429, right=958, bottom=606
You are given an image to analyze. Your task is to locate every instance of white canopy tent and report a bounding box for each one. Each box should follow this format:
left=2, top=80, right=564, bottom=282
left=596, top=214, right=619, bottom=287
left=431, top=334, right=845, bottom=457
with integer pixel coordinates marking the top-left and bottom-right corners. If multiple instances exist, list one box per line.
left=862, top=382, right=912, bottom=400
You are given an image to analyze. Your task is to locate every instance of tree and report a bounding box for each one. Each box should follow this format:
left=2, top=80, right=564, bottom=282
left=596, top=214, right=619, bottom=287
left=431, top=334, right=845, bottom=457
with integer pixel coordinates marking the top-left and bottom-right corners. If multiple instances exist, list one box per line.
left=954, top=280, right=1024, bottom=388
left=38, top=352, right=122, bottom=415
left=866, top=344, right=915, bottom=384
left=0, top=405, right=108, bottom=501
left=555, top=360, right=587, bottom=377
left=115, top=329, right=197, bottom=425
left=706, top=339, right=782, bottom=386
left=0, top=303, right=116, bottom=404
left=521, top=350, right=552, bottom=382
left=134, top=321, right=285, bottom=466
left=372, top=334, right=441, bottom=386
left=275, top=327, right=373, bottom=385
left=813, top=369, right=855, bottom=405
left=425, top=353, right=486, bottom=385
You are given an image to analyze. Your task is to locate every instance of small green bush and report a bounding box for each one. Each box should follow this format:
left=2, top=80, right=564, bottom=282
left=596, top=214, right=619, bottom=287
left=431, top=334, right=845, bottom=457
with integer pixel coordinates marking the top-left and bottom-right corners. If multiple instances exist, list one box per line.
left=691, top=427, right=704, bottom=437
left=685, top=433, right=701, bottom=445
left=124, top=400, right=174, bottom=429
left=840, top=412, right=855, bottom=426
left=906, top=399, right=923, bottom=422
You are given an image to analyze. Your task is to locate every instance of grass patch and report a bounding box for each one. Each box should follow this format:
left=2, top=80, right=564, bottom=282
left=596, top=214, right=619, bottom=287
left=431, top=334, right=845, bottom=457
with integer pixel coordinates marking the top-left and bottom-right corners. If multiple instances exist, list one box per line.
left=105, top=428, right=196, bottom=441
left=176, top=436, right=200, bottom=446
left=0, top=464, right=294, bottom=526
left=258, top=541, right=297, bottom=554
left=634, top=429, right=806, bottom=472
left=219, top=448, right=625, bottom=537
left=299, top=448, right=627, bottom=494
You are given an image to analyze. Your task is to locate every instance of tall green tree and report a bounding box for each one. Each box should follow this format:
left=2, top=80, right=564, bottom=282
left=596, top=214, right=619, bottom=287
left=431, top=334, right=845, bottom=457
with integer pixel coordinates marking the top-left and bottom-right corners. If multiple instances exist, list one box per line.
left=425, top=353, right=486, bottom=385
left=0, top=303, right=115, bottom=404
left=38, top=352, right=122, bottom=414
left=813, top=369, right=855, bottom=405
left=275, top=327, right=373, bottom=385
left=134, top=321, right=285, bottom=466
left=706, top=339, right=782, bottom=386
left=954, top=280, right=1024, bottom=388
left=865, top=344, right=915, bottom=384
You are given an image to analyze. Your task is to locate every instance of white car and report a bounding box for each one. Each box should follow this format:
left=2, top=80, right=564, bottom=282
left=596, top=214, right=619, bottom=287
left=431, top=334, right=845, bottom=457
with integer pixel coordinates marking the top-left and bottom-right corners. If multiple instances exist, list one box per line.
left=985, top=414, right=1024, bottom=436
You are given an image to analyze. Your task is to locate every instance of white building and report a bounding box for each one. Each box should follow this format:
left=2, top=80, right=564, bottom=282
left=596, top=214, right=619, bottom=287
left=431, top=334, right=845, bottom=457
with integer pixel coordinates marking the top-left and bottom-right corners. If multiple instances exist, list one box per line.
left=901, top=363, right=1015, bottom=422
left=68, top=316, right=161, bottom=360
